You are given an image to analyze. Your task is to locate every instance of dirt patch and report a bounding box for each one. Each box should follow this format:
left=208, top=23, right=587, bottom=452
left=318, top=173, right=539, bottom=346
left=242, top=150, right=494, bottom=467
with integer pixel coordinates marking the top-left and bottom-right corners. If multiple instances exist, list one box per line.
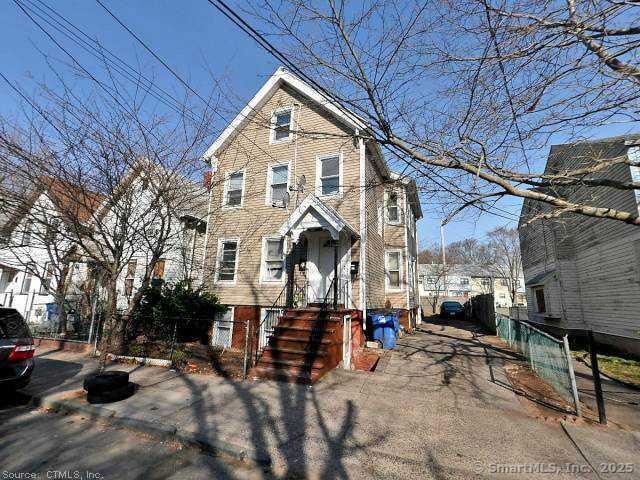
left=121, top=341, right=246, bottom=378
left=176, top=344, right=245, bottom=378
left=504, top=363, right=584, bottom=422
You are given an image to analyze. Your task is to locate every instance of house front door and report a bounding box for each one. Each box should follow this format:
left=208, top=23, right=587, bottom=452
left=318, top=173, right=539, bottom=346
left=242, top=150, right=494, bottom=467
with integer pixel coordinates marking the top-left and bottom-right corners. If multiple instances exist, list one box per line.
left=307, top=230, right=335, bottom=302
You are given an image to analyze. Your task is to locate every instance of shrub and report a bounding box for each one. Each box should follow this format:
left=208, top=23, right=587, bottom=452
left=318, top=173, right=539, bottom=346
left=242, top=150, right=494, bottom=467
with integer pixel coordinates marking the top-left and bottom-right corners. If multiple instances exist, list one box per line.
left=130, top=280, right=226, bottom=343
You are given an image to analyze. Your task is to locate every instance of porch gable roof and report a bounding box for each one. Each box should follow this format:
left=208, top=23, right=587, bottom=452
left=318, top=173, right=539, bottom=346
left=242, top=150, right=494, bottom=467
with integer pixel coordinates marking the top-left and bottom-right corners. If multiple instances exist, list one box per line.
left=278, top=195, right=359, bottom=242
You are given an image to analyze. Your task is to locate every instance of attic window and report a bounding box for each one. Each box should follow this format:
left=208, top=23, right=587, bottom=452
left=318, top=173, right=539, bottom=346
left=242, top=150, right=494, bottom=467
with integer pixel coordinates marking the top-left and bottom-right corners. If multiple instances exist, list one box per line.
left=270, top=108, right=292, bottom=143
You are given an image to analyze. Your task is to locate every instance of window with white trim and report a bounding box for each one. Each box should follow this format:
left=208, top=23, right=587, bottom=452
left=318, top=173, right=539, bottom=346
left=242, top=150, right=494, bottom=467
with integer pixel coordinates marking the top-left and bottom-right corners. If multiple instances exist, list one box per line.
left=217, top=240, right=238, bottom=282
left=21, top=270, right=33, bottom=294
left=386, top=191, right=400, bottom=223
left=270, top=108, right=292, bottom=143
left=267, top=163, right=289, bottom=205
left=212, top=308, right=234, bottom=348
left=224, top=171, right=244, bottom=207
left=385, top=251, right=402, bottom=290
left=261, top=237, right=285, bottom=281
left=318, top=155, right=340, bottom=196
left=40, top=263, right=54, bottom=294
left=22, top=221, right=33, bottom=246
left=124, top=260, right=137, bottom=297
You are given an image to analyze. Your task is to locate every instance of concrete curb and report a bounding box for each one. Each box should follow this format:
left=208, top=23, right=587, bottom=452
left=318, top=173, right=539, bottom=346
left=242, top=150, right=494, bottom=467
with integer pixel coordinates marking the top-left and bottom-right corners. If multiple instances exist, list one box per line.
left=32, top=392, right=272, bottom=468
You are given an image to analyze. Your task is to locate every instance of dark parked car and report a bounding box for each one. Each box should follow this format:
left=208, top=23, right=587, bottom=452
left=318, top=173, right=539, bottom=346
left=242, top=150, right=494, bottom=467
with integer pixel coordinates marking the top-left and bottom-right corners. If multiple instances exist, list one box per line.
left=0, top=307, right=35, bottom=390
left=440, top=301, right=464, bottom=318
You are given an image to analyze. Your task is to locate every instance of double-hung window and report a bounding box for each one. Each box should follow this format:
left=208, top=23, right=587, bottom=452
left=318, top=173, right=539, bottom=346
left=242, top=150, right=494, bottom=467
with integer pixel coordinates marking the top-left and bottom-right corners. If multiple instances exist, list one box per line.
left=40, top=263, right=54, bottom=294
left=318, top=154, right=340, bottom=196
left=262, top=237, right=284, bottom=282
left=268, top=163, right=289, bottom=205
left=212, top=307, right=234, bottom=348
left=217, top=240, right=238, bottom=282
left=386, top=251, right=402, bottom=290
left=124, top=260, right=137, bottom=297
left=22, top=221, right=32, bottom=246
left=386, top=191, right=400, bottom=223
left=270, top=108, right=292, bottom=143
left=224, top=171, right=244, bottom=207
left=21, top=270, right=33, bottom=294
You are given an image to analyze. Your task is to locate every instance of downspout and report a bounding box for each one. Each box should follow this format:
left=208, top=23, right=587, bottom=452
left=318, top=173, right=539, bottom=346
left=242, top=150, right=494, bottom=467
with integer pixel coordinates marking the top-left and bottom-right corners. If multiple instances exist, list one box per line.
left=293, top=103, right=302, bottom=208
left=404, top=191, right=410, bottom=310
left=415, top=217, right=423, bottom=324
left=358, top=135, right=367, bottom=328
left=199, top=157, right=216, bottom=286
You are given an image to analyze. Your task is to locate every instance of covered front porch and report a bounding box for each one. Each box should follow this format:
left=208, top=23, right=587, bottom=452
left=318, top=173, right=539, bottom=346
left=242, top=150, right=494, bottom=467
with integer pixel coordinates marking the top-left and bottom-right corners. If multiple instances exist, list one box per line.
left=277, top=195, right=359, bottom=311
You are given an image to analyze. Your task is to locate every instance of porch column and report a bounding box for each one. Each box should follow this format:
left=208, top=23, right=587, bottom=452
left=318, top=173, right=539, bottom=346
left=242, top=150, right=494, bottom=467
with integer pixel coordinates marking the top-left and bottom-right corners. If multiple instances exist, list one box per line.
left=333, top=241, right=338, bottom=310
left=286, top=237, right=295, bottom=308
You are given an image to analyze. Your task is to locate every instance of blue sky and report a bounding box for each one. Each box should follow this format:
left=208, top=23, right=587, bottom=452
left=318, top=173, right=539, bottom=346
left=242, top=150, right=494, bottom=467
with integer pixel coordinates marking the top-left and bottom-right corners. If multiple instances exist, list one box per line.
left=0, top=0, right=523, bottom=248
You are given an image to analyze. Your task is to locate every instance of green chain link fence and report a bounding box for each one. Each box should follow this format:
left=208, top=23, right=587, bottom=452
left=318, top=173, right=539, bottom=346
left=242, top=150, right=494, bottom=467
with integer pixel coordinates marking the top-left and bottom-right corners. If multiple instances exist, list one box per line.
left=496, top=313, right=581, bottom=415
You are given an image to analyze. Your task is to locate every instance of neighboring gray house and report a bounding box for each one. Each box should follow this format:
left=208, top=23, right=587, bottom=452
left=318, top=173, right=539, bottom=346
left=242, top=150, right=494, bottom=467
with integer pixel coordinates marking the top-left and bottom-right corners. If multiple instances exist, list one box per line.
left=518, top=134, right=640, bottom=356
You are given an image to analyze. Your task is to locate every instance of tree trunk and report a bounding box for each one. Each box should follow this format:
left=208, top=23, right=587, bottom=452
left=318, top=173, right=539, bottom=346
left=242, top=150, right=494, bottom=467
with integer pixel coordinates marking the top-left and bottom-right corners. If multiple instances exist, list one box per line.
left=97, top=275, right=123, bottom=371
left=55, top=261, right=71, bottom=337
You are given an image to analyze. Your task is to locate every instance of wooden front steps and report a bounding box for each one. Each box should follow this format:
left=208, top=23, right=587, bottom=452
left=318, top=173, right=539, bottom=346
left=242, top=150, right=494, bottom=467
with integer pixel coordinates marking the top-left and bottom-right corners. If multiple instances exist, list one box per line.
left=250, top=308, right=344, bottom=384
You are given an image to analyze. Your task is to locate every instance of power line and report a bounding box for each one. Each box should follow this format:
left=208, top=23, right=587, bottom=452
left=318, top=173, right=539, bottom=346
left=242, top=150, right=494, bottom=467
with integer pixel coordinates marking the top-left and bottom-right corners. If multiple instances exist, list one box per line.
left=12, top=0, right=161, bottom=142
left=94, top=0, right=298, bottom=169
left=20, top=0, right=205, bottom=125
left=203, top=0, right=527, bottom=224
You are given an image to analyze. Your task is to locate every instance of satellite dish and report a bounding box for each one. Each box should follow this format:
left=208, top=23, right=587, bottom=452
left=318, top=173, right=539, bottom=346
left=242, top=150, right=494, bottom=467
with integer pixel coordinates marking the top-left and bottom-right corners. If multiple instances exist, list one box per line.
left=297, top=175, right=306, bottom=192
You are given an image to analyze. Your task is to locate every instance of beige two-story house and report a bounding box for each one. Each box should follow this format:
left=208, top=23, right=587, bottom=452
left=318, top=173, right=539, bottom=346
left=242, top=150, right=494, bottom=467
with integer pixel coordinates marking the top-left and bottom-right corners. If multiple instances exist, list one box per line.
left=199, top=68, right=422, bottom=378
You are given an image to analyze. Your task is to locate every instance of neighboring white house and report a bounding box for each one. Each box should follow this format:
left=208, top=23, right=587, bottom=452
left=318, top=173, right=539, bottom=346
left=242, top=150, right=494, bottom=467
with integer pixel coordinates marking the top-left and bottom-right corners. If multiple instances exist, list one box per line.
left=106, top=165, right=210, bottom=310
left=0, top=165, right=210, bottom=332
left=0, top=179, right=97, bottom=330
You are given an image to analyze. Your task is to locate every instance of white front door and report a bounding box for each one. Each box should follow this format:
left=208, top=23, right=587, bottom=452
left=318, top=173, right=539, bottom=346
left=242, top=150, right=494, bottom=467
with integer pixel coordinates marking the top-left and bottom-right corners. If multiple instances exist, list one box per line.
left=307, top=231, right=336, bottom=302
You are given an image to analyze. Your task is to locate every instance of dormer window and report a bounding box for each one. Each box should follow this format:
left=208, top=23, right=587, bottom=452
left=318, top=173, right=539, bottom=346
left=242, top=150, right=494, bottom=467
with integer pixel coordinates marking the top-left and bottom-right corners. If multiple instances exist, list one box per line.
left=270, top=108, right=292, bottom=143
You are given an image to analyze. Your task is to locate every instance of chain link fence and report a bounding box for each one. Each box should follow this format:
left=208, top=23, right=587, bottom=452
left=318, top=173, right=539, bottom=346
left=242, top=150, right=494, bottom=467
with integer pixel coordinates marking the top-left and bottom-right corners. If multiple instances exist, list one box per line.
left=117, top=314, right=253, bottom=379
left=496, top=313, right=581, bottom=415
left=26, top=301, right=100, bottom=343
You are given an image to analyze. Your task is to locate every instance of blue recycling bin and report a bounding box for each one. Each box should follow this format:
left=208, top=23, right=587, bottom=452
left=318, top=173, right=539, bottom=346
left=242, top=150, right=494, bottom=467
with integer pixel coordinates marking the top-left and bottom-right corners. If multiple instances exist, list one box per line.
left=368, top=310, right=399, bottom=349
left=381, top=326, right=396, bottom=349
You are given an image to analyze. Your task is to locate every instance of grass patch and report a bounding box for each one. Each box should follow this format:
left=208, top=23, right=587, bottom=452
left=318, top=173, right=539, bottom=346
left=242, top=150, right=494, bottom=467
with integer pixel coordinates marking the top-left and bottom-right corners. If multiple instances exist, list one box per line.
left=573, top=350, right=640, bottom=387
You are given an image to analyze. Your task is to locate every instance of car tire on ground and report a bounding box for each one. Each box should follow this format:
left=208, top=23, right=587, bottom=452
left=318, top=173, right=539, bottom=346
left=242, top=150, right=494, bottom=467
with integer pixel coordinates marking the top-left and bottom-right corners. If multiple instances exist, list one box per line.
left=87, top=382, right=136, bottom=404
left=83, top=371, right=129, bottom=393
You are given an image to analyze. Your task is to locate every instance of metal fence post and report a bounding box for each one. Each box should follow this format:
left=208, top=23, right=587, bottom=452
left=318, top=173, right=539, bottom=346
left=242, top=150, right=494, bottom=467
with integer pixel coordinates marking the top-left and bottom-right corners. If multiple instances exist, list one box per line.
left=243, top=319, right=251, bottom=379
left=562, top=334, right=581, bottom=417
left=588, top=330, right=607, bottom=424
left=169, top=319, right=178, bottom=368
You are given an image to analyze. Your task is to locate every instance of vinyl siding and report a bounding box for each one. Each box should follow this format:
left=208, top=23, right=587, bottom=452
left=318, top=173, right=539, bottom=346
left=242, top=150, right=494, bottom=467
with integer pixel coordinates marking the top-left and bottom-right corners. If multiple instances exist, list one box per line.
left=363, top=144, right=386, bottom=309
left=205, top=83, right=362, bottom=306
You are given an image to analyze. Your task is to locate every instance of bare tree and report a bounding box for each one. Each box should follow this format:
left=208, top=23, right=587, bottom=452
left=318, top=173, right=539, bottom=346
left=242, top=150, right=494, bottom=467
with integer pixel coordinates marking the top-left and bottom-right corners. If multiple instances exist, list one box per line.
left=420, top=263, right=448, bottom=314
left=0, top=68, right=217, bottom=367
left=486, top=226, right=522, bottom=305
left=419, top=238, right=490, bottom=266
left=247, top=0, right=640, bottom=225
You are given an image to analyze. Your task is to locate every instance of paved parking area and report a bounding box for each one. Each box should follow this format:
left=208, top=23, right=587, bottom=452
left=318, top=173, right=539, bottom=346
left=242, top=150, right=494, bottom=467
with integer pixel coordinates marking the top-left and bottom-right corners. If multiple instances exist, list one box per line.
left=9, top=319, right=640, bottom=479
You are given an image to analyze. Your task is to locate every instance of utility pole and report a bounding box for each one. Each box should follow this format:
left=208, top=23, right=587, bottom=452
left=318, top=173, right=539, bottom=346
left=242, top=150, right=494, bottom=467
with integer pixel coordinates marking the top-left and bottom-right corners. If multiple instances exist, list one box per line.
left=440, top=222, right=447, bottom=298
